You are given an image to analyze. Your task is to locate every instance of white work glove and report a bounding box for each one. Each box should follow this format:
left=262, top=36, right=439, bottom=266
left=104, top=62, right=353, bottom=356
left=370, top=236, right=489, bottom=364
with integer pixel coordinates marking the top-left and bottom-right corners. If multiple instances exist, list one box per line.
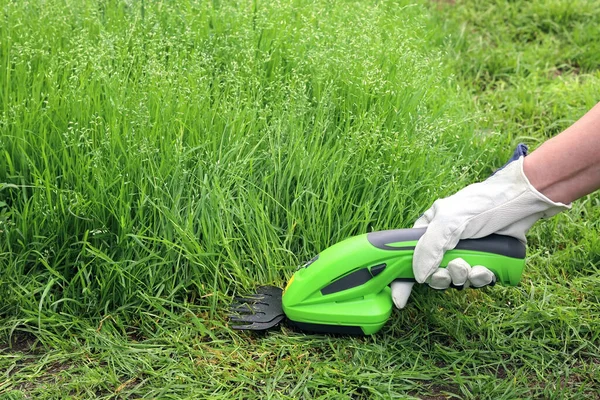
left=391, top=154, right=570, bottom=309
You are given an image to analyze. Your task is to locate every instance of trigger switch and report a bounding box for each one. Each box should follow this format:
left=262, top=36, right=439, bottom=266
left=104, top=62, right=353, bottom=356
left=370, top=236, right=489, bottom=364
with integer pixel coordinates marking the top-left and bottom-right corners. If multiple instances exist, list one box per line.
left=370, top=263, right=387, bottom=277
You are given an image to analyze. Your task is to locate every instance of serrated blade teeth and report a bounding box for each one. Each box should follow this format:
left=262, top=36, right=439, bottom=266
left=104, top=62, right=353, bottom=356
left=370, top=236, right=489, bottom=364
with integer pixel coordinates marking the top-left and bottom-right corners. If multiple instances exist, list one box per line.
left=228, top=286, right=285, bottom=331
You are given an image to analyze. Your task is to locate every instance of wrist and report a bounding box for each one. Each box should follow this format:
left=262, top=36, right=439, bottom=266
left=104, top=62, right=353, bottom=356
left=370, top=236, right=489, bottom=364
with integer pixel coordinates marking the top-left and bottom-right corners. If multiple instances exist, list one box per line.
left=522, top=147, right=596, bottom=205
left=522, top=153, right=566, bottom=204
left=523, top=154, right=551, bottom=196
left=520, top=156, right=570, bottom=214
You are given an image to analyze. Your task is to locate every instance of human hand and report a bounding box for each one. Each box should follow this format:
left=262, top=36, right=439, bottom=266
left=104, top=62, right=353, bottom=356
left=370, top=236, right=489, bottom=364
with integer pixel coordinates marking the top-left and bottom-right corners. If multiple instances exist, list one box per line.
left=391, top=147, right=570, bottom=309
left=391, top=257, right=497, bottom=309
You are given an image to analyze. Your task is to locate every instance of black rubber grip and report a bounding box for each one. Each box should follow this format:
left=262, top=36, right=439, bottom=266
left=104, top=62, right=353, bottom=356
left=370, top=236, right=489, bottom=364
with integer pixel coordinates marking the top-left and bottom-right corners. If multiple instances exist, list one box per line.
left=367, top=228, right=526, bottom=259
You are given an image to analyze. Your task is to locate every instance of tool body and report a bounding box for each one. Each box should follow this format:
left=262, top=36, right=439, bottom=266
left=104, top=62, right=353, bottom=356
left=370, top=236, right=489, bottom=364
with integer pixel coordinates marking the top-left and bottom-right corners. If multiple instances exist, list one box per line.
left=230, top=227, right=526, bottom=335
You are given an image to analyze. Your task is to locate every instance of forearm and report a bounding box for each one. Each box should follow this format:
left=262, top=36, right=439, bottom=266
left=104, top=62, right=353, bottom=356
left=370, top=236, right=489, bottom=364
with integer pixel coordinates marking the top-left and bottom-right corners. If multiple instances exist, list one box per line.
left=524, top=102, right=600, bottom=204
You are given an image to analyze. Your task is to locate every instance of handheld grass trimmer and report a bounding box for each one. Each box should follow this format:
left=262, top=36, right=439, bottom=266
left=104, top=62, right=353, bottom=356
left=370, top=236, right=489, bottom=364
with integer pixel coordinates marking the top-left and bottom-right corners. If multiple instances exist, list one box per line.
left=229, top=227, right=526, bottom=335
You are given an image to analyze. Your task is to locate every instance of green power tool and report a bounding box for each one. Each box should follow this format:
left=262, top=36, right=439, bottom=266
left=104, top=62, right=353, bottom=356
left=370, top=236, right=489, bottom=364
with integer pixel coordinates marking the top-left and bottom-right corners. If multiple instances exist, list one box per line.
left=229, top=227, right=526, bottom=335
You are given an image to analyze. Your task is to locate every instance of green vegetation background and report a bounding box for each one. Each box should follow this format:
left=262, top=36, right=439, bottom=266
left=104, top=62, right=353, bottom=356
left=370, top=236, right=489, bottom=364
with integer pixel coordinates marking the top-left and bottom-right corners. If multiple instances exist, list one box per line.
left=1, top=0, right=599, bottom=398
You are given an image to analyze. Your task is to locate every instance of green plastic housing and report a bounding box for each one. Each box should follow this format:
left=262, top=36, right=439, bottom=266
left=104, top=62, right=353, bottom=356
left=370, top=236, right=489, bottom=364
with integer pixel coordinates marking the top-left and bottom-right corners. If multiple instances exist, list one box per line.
left=282, top=228, right=526, bottom=335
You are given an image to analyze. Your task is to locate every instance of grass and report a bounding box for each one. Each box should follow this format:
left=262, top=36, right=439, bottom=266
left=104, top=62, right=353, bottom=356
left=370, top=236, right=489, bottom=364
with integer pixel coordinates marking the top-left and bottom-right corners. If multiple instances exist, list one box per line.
left=1, top=0, right=599, bottom=398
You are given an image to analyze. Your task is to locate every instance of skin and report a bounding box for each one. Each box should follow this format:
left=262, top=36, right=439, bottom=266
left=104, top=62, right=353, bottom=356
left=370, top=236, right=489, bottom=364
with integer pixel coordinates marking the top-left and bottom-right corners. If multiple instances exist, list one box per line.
left=524, top=102, right=600, bottom=204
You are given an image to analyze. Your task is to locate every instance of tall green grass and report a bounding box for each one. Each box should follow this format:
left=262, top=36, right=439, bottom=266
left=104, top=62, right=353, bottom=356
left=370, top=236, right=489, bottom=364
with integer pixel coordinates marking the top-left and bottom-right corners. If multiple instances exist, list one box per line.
left=1, top=0, right=495, bottom=332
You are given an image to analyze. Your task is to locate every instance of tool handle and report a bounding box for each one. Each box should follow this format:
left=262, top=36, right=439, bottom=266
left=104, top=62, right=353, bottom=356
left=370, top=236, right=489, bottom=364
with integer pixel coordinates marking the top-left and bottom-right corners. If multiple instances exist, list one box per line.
left=367, top=228, right=526, bottom=286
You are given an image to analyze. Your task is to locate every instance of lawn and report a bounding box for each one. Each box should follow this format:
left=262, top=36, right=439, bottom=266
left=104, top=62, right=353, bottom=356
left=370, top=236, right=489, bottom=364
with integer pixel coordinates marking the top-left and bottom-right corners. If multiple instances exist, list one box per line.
left=1, top=0, right=599, bottom=398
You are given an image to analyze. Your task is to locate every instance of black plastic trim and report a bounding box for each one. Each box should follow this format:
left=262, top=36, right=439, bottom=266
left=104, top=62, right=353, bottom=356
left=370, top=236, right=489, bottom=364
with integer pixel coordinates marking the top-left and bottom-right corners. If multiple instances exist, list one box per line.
left=302, top=254, right=319, bottom=269
left=449, top=283, right=465, bottom=290
left=367, top=228, right=425, bottom=250
left=393, top=278, right=417, bottom=283
left=369, top=263, right=387, bottom=277
left=321, top=268, right=372, bottom=295
left=367, top=228, right=526, bottom=259
left=291, top=321, right=365, bottom=335
left=454, top=235, right=526, bottom=259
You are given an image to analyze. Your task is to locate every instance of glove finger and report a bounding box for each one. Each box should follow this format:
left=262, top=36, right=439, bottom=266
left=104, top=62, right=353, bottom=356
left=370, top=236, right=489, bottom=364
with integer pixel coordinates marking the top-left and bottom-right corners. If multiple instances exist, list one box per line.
left=428, top=268, right=451, bottom=290
left=447, top=258, right=470, bottom=286
left=468, top=265, right=496, bottom=287
left=413, top=221, right=462, bottom=283
left=412, top=207, right=435, bottom=228
left=390, top=280, right=414, bottom=309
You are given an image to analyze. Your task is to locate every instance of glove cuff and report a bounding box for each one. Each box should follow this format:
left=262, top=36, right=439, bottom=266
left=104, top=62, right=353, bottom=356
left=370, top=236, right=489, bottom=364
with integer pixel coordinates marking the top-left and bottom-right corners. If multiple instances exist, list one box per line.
left=515, top=156, right=571, bottom=218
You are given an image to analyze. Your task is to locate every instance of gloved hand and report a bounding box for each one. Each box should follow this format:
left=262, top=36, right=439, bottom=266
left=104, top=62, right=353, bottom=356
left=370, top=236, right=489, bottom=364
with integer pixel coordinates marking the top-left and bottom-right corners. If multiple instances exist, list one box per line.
left=391, top=145, right=570, bottom=309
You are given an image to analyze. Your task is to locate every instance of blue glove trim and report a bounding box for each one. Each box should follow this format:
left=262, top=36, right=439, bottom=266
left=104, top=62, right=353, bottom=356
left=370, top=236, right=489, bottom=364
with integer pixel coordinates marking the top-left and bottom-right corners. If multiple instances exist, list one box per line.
left=491, top=143, right=528, bottom=176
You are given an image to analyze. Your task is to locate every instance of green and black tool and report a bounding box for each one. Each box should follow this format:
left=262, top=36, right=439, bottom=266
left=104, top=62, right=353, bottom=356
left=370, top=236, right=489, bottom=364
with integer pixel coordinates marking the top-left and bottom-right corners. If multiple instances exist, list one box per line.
left=229, top=227, right=526, bottom=335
